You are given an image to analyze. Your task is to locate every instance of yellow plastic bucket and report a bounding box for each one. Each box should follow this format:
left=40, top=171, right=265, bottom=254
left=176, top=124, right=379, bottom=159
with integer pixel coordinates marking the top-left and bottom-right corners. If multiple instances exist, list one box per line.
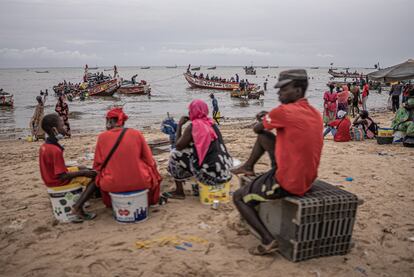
left=198, top=181, right=230, bottom=205
left=378, top=128, right=393, bottom=137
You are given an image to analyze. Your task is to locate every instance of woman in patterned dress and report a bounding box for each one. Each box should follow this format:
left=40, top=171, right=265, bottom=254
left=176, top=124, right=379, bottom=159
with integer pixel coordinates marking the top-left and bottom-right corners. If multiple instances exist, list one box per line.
left=167, top=99, right=233, bottom=199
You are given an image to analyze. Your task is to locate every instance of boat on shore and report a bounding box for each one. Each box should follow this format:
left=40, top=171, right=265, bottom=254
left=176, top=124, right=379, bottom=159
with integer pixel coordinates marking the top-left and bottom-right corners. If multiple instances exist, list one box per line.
left=207, top=66, right=216, bottom=70
left=191, top=66, right=201, bottom=71
left=184, top=73, right=240, bottom=91
left=244, top=66, right=256, bottom=75
left=0, top=90, right=14, bottom=107
left=328, top=69, right=366, bottom=78
left=88, top=79, right=119, bottom=96
left=35, top=70, right=49, bottom=73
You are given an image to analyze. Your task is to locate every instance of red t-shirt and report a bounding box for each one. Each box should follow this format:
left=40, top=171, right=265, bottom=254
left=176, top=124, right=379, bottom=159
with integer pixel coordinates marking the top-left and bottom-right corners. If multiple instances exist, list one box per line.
left=39, top=143, right=69, bottom=187
left=263, top=98, right=323, bottom=196
left=93, top=128, right=161, bottom=194
left=362, top=84, right=369, bottom=98
left=329, top=118, right=351, bottom=142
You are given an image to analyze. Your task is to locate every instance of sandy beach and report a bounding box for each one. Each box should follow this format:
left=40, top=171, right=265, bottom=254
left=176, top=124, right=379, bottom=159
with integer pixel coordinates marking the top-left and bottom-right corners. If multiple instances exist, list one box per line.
left=0, top=110, right=413, bottom=277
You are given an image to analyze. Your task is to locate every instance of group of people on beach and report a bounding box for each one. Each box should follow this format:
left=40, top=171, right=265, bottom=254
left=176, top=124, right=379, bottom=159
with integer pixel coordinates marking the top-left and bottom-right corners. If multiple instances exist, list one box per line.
left=37, top=69, right=325, bottom=256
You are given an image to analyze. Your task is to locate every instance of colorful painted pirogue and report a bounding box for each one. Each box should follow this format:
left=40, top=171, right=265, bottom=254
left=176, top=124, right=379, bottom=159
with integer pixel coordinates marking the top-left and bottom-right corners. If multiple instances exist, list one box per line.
left=117, top=81, right=151, bottom=95
left=328, top=69, right=366, bottom=78
left=184, top=73, right=240, bottom=91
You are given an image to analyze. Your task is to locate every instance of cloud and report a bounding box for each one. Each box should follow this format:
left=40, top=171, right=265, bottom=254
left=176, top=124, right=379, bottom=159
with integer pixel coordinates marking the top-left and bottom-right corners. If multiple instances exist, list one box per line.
left=0, top=47, right=98, bottom=60
left=317, top=53, right=335, bottom=58
left=162, top=46, right=271, bottom=56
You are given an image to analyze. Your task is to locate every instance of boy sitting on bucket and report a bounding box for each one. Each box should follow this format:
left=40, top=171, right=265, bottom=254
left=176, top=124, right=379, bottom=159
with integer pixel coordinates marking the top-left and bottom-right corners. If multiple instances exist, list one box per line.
left=231, top=69, right=323, bottom=255
left=39, top=113, right=98, bottom=222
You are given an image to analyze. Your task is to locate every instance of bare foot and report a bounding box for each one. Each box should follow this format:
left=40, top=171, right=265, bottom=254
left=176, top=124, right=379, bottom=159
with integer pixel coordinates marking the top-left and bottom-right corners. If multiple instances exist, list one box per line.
left=231, top=165, right=255, bottom=176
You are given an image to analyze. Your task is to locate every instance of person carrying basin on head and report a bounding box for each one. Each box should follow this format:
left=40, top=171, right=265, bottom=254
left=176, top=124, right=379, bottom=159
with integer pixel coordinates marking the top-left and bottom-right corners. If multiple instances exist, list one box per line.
left=231, top=69, right=323, bottom=256
left=166, top=99, right=233, bottom=199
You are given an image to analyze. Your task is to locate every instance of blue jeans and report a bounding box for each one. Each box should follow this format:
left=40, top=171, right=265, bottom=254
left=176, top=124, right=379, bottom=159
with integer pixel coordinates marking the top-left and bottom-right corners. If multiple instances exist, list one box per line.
left=323, top=127, right=337, bottom=137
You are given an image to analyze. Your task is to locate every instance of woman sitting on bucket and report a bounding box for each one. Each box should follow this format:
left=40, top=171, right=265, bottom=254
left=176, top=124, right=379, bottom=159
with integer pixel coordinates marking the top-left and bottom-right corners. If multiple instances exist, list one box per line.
left=167, top=99, right=233, bottom=199
left=93, top=107, right=162, bottom=207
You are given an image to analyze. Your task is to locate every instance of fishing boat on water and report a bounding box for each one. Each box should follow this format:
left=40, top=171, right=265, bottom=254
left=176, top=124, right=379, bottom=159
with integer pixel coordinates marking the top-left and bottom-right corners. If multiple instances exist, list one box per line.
left=328, top=69, right=366, bottom=78
left=118, top=81, right=151, bottom=95
left=166, top=65, right=178, bottom=68
left=230, top=88, right=264, bottom=100
left=141, top=66, right=150, bottom=69
left=244, top=66, right=256, bottom=75
left=261, top=66, right=269, bottom=69
left=191, top=66, right=201, bottom=71
left=310, top=67, right=319, bottom=69
left=35, top=70, right=49, bottom=73
left=0, top=90, right=14, bottom=107
left=207, top=66, right=216, bottom=70
left=88, top=79, right=119, bottom=96
left=184, top=73, right=239, bottom=91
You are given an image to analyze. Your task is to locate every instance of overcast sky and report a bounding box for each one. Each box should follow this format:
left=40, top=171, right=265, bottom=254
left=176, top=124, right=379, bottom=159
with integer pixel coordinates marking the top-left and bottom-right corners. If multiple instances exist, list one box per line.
left=0, top=0, right=412, bottom=68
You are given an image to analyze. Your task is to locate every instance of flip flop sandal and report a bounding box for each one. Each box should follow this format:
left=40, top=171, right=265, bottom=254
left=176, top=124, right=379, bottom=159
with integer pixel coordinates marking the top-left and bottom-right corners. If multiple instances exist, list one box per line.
left=163, top=191, right=185, bottom=200
left=248, top=241, right=279, bottom=256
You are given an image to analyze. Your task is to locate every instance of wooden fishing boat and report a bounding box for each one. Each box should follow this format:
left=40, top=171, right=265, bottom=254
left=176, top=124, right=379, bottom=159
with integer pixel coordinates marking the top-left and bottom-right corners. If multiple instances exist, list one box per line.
left=261, top=66, right=269, bottom=69
left=231, top=88, right=264, bottom=99
left=117, top=83, right=151, bottom=95
left=310, top=67, right=319, bottom=69
left=328, top=69, right=366, bottom=78
left=166, top=65, right=178, bottom=68
left=244, top=66, right=256, bottom=75
left=191, top=66, right=201, bottom=71
left=88, top=67, right=98, bottom=70
left=141, top=66, right=150, bottom=69
left=88, top=79, right=119, bottom=96
left=0, top=91, right=14, bottom=106
left=207, top=66, right=216, bottom=70
left=35, top=70, right=49, bottom=73
left=184, top=73, right=240, bottom=91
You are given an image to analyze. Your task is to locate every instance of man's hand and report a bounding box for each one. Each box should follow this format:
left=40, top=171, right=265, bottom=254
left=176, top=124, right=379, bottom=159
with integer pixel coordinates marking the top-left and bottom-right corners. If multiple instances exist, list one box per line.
left=256, top=111, right=268, bottom=122
left=82, top=170, right=97, bottom=178
left=178, top=116, right=189, bottom=126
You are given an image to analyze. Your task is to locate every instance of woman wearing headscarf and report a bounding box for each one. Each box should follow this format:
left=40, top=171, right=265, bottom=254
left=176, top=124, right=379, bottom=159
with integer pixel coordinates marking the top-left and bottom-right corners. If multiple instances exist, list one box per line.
left=93, top=107, right=162, bottom=207
left=30, top=96, right=45, bottom=140
left=167, top=99, right=233, bottom=199
left=323, top=83, right=337, bottom=125
left=55, top=95, right=71, bottom=137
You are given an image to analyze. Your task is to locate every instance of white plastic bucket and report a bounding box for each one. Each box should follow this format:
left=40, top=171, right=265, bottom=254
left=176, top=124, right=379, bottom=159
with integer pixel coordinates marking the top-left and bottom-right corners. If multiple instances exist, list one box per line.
left=109, top=190, right=149, bottom=223
left=47, top=184, right=83, bottom=222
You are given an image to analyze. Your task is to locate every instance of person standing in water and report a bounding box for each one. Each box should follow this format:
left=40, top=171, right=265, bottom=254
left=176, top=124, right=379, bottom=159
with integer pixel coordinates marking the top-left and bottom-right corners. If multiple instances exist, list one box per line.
left=30, top=96, right=45, bottom=141
left=210, top=93, right=220, bottom=125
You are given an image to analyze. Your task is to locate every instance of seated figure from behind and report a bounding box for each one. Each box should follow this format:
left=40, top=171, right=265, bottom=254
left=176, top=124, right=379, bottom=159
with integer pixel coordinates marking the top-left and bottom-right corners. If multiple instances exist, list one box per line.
left=323, top=110, right=351, bottom=142
left=231, top=69, right=323, bottom=255
left=167, top=99, right=233, bottom=199
left=93, top=108, right=162, bottom=207
left=392, top=89, right=414, bottom=144
left=353, top=110, right=377, bottom=139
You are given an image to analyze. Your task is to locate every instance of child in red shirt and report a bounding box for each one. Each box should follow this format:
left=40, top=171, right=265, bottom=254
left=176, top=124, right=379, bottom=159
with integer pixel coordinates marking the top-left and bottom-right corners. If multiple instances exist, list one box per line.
left=39, top=113, right=98, bottom=221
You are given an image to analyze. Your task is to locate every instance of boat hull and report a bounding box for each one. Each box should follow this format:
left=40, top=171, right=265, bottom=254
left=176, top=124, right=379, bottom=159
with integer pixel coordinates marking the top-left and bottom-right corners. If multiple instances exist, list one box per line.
left=88, top=79, right=119, bottom=96
left=117, top=84, right=151, bottom=95
left=184, top=73, right=239, bottom=91
left=328, top=69, right=366, bottom=79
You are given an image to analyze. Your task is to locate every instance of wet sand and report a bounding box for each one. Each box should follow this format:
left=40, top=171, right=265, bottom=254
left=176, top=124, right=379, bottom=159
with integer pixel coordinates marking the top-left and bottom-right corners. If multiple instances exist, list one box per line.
left=0, top=111, right=413, bottom=277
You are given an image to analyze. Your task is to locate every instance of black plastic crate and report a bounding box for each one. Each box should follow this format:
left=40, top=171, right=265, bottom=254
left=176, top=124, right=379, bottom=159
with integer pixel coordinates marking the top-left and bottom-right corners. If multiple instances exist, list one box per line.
left=277, top=237, right=320, bottom=262
left=319, top=235, right=353, bottom=256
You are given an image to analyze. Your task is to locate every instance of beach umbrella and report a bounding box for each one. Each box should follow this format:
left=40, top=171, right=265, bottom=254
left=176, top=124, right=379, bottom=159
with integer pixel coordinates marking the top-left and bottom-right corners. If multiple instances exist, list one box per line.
left=367, top=59, right=414, bottom=82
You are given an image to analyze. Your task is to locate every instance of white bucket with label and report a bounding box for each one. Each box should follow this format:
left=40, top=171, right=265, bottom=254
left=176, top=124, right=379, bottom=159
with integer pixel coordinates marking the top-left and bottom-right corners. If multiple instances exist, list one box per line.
left=109, top=190, right=149, bottom=223
left=47, top=184, right=83, bottom=222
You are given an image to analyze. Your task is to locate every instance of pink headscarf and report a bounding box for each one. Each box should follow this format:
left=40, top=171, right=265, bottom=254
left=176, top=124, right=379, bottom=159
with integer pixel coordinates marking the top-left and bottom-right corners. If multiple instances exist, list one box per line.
left=189, top=99, right=218, bottom=165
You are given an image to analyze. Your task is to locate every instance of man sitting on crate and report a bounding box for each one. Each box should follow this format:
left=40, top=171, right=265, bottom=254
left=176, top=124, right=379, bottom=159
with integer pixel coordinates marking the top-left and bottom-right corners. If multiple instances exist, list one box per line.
left=93, top=107, right=163, bottom=207
left=231, top=69, right=323, bottom=255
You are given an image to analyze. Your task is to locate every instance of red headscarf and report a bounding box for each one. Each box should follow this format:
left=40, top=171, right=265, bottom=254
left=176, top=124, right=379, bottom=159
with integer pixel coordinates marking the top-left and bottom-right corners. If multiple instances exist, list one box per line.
left=106, top=107, right=128, bottom=126
left=189, top=99, right=218, bottom=165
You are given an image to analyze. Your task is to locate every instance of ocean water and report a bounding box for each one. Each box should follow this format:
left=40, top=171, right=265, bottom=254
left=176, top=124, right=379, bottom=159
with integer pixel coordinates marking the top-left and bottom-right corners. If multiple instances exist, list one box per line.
left=0, top=66, right=387, bottom=139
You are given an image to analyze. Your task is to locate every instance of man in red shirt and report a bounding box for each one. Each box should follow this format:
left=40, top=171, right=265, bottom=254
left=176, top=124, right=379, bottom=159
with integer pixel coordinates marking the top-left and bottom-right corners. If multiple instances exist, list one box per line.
left=39, top=113, right=98, bottom=221
left=93, top=108, right=162, bottom=207
left=323, top=110, right=352, bottom=142
left=232, top=69, right=323, bottom=255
